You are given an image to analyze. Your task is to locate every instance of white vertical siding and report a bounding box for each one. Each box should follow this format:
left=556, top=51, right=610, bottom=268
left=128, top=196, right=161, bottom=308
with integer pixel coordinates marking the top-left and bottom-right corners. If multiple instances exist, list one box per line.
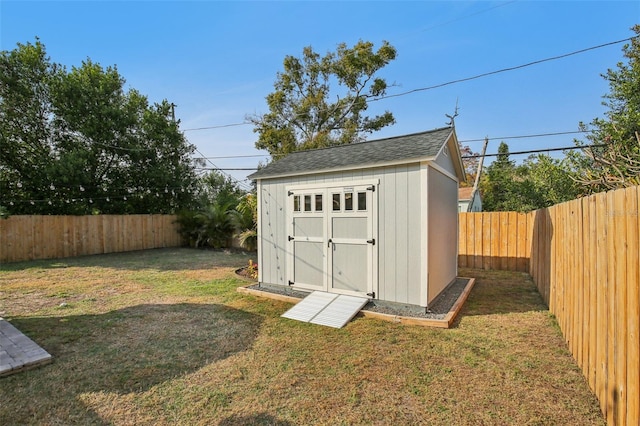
left=406, top=166, right=422, bottom=304
left=373, top=164, right=424, bottom=305
left=257, top=162, right=446, bottom=307
left=259, top=179, right=288, bottom=286
left=427, top=166, right=458, bottom=303
left=434, top=149, right=457, bottom=177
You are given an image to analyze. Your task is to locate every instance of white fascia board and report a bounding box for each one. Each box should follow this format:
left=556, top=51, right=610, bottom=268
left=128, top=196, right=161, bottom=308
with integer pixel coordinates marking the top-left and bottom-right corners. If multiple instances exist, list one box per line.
left=251, top=157, right=437, bottom=182
left=420, top=161, right=429, bottom=307
left=429, top=161, right=459, bottom=183
left=256, top=180, right=263, bottom=283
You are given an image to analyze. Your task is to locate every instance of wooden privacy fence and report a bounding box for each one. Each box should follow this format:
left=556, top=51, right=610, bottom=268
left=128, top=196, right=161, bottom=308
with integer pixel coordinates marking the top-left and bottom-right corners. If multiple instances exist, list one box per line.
left=460, top=186, right=639, bottom=426
left=458, top=211, right=532, bottom=272
left=0, top=215, right=181, bottom=263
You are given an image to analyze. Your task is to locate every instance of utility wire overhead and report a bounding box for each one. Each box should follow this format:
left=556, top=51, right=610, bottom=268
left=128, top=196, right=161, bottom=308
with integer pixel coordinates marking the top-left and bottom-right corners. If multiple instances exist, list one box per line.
left=459, top=130, right=592, bottom=144
left=189, top=129, right=594, bottom=161
left=372, top=36, right=637, bottom=101
left=180, top=35, right=637, bottom=132
left=461, top=144, right=605, bottom=159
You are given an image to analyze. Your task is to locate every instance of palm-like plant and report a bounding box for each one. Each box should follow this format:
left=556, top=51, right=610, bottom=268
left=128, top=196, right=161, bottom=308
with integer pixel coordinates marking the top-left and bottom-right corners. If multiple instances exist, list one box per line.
left=196, top=202, right=235, bottom=249
left=232, top=193, right=257, bottom=251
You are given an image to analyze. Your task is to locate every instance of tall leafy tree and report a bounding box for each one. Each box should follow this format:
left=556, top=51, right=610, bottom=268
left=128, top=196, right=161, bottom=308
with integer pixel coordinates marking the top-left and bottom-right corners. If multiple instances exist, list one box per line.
left=481, top=142, right=579, bottom=212
left=249, top=40, right=397, bottom=159
left=0, top=39, right=57, bottom=211
left=570, top=25, right=640, bottom=194
left=480, top=142, right=516, bottom=211
left=0, top=39, right=200, bottom=214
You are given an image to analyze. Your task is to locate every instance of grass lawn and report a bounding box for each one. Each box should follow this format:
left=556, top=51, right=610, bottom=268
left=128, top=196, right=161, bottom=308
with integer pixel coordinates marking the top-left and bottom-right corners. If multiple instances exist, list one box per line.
left=0, top=248, right=603, bottom=425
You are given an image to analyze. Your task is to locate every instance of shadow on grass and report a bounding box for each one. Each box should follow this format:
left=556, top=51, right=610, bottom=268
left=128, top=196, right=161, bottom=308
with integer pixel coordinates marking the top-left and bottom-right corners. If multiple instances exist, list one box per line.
left=0, top=247, right=257, bottom=272
left=457, top=268, right=548, bottom=318
left=0, top=303, right=262, bottom=424
left=219, top=413, right=293, bottom=426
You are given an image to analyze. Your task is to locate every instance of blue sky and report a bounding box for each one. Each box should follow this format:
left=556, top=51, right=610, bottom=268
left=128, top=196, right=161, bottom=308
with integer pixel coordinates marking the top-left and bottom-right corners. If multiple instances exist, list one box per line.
left=1, top=1, right=638, bottom=189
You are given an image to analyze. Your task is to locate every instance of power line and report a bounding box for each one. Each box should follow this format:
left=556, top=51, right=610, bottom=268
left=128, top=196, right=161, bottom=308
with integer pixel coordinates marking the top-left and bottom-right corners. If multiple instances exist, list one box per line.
left=193, top=146, right=253, bottom=191
left=459, top=130, right=592, bottom=144
left=196, top=167, right=258, bottom=171
left=371, top=36, right=637, bottom=101
left=177, top=36, right=636, bottom=133
left=462, top=144, right=606, bottom=159
left=187, top=129, right=594, bottom=160
left=182, top=122, right=247, bottom=132
left=196, top=154, right=269, bottom=159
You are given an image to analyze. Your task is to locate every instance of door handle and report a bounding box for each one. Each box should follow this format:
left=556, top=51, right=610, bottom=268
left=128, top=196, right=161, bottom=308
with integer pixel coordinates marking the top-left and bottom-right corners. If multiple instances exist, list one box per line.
left=327, top=238, right=332, bottom=247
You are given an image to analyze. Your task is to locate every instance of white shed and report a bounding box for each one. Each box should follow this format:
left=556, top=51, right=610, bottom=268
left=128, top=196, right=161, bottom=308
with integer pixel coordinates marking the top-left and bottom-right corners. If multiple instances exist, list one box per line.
left=248, top=126, right=466, bottom=310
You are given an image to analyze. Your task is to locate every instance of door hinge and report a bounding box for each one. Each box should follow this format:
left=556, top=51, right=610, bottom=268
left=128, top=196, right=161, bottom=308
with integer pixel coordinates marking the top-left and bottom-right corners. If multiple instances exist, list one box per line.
left=288, top=236, right=294, bottom=241
left=367, top=238, right=375, bottom=245
left=367, top=185, right=375, bottom=192
left=367, top=292, right=375, bottom=298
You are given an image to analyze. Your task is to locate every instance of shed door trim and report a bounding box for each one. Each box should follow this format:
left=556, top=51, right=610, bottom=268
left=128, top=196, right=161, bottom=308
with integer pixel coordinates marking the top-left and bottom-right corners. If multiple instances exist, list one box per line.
left=286, top=179, right=379, bottom=298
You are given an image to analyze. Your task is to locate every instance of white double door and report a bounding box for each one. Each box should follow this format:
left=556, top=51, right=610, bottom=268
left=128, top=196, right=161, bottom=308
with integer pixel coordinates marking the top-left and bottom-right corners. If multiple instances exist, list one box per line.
left=287, top=181, right=377, bottom=298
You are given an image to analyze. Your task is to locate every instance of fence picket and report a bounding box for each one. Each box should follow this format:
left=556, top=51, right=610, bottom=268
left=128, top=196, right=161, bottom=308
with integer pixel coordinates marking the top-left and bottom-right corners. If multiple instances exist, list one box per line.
left=0, top=215, right=182, bottom=264
left=456, top=187, right=638, bottom=425
left=627, top=186, right=640, bottom=426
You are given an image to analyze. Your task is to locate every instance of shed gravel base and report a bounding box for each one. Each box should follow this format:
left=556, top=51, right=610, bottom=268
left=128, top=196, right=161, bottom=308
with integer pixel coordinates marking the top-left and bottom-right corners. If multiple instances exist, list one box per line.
left=238, top=277, right=476, bottom=328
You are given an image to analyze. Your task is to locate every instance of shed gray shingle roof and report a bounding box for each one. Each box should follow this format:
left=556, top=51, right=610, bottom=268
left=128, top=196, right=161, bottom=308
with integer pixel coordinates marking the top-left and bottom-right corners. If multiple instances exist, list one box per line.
left=248, top=126, right=454, bottom=180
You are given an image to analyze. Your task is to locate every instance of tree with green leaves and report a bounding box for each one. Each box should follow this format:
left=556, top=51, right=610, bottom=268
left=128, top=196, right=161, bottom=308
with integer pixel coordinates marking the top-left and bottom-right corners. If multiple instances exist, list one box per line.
left=0, top=39, right=200, bottom=214
left=480, top=142, right=517, bottom=211
left=569, top=25, right=640, bottom=194
left=249, top=40, right=397, bottom=159
left=196, top=170, right=245, bottom=210
left=480, top=142, right=579, bottom=212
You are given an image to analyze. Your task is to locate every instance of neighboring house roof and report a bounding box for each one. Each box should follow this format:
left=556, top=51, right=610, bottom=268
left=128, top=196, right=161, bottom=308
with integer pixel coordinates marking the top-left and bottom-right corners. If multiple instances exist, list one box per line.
left=458, top=186, right=474, bottom=201
left=249, top=126, right=464, bottom=181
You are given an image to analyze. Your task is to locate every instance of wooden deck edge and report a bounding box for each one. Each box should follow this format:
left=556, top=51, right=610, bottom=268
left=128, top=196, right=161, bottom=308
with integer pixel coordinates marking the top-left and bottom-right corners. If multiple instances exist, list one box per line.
left=443, top=277, right=476, bottom=327
left=237, top=277, right=476, bottom=329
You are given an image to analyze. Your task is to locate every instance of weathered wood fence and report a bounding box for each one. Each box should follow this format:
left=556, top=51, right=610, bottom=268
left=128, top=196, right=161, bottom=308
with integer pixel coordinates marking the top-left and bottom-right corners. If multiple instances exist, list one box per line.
left=460, top=186, right=639, bottom=426
left=0, top=215, right=181, bottom=263
left=458, top=211, right=532, bottom=272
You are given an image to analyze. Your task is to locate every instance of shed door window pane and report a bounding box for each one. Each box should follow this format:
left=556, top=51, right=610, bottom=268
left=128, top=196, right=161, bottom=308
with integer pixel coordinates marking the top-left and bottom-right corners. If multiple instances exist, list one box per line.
left=294, top=195, right=300, bottom=212
left=315, top=194, right=323, bottom=212
left=304, top=195, right=312, bottom=212
left=357, top=192, right=367, bottom=211
left=332, top=194, right=341, bottom=211
left=344, top=192, right=353, bottom=211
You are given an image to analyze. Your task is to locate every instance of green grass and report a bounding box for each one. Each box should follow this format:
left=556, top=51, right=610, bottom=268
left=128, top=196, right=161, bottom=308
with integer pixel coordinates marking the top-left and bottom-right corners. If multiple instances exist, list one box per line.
left=0, top=249, right=604, bottom=425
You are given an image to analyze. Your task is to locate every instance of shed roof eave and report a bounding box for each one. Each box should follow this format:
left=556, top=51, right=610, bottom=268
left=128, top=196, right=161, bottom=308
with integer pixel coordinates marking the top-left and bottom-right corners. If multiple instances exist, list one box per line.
left=249, top=155, right=439, bottom=181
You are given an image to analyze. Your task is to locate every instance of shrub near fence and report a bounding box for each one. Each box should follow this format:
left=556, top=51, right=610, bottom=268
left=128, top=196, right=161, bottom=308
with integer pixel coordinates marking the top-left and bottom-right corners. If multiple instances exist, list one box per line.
left=460, top=186, right=639, bottom=426
left=0, top=215, right=181, bottom=263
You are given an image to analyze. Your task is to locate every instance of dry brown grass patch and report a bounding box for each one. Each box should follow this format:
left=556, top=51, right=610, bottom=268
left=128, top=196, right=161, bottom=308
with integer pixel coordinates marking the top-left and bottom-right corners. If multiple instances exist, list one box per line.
left=0, top=250, right=604, bottom=425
